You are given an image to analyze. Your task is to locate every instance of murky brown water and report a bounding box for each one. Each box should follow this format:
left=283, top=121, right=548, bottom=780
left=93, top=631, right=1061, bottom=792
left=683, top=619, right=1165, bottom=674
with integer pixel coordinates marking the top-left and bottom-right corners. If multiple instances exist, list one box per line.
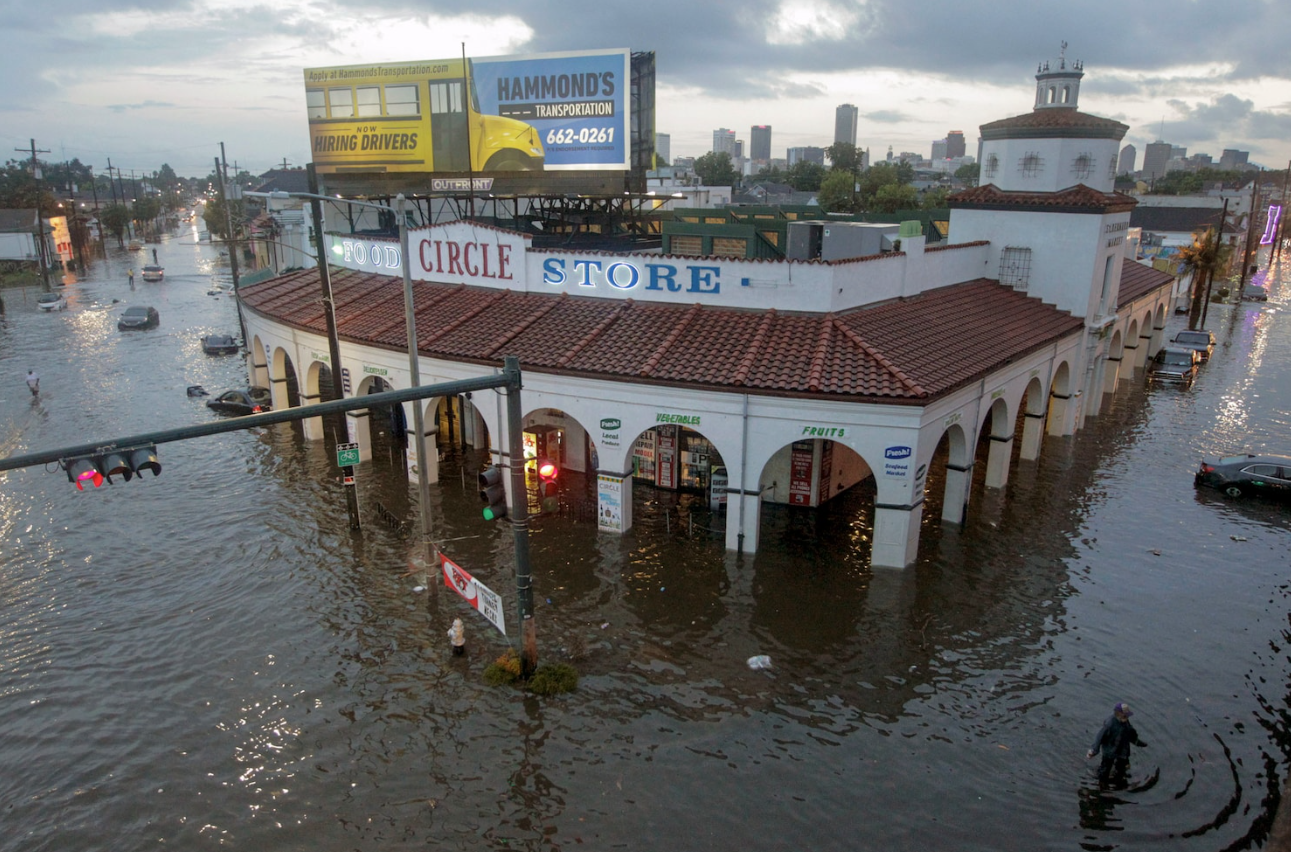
left=2, top=232, right=1290, bottom=850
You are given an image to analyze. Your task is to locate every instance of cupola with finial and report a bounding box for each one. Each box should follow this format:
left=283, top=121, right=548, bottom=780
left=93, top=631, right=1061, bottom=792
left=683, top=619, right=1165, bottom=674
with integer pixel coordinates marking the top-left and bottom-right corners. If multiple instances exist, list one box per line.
left=1034, top=41, right=1083, bottom=109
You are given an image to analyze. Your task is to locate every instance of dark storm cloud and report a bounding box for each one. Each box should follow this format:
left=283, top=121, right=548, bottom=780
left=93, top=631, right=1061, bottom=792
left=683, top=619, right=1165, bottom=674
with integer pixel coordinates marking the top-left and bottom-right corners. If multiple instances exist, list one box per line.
left=1163, top=94, right=1291, bottom=144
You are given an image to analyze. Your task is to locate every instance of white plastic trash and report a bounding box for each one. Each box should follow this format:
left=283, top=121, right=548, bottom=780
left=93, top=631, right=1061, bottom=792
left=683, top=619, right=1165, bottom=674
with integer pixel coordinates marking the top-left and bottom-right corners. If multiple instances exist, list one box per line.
left=747, top=655, right=772, bottom=670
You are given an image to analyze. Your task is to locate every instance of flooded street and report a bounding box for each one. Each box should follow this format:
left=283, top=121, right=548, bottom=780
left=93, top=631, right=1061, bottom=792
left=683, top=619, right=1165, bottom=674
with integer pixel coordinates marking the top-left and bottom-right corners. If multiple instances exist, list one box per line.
left=2, top=232, right=1291, bottom=851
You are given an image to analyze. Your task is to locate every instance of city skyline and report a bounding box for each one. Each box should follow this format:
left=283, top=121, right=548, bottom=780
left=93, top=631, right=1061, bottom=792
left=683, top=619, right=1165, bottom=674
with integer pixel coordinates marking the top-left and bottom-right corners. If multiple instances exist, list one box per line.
left=3, top=1, right=1290, bottom=178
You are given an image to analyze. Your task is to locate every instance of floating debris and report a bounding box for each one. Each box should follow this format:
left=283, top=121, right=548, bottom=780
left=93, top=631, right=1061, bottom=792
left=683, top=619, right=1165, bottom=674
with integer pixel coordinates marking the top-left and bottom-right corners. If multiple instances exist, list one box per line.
left=747, top=655, right=772, bottom=670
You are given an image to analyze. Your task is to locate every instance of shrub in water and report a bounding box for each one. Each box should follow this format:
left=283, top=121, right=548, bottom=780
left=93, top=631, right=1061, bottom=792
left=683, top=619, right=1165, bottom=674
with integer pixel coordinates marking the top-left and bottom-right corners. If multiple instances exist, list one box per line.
left=527, top=662, right=579, bottom=695
left=483, top=649, right=522, bottom=686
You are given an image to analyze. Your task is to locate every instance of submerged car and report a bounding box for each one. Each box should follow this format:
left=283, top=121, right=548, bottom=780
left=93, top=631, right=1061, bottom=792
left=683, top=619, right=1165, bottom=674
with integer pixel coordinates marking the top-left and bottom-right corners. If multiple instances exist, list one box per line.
left=1146, top=346, right=1201, bottom=385
left=206, top=387, right=272, bottom=416
left=201, top=334, right=239, bottom=355
left=37, top=292, right=67, bottom=312
left=1195, top=454, right=1291, bottom=499
left=1171, top=329, right=1216, bottom=361
left=117, top=305, right=159, bottom=330
left=141, top=265, right=164, bottom=282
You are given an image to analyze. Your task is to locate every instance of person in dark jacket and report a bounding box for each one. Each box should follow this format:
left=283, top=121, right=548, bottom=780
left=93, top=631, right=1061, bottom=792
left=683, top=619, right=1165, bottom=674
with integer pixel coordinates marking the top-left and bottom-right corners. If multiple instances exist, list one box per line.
left=1086, top=702, right=1147, bottom=788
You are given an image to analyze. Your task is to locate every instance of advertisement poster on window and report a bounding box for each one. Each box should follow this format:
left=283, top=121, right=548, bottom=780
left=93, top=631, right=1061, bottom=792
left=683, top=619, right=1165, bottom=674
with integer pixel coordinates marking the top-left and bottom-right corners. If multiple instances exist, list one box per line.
left=597, top=475, right=623, bottom=532
left=818, top=440, right=834, bottom=504
left=789, top=441, right=814, bottom=506
left=657, top=426, right=677, bottom=490
left=633, top=431, right=656, bottom=481
left=442, top=554, right=506, bottom=635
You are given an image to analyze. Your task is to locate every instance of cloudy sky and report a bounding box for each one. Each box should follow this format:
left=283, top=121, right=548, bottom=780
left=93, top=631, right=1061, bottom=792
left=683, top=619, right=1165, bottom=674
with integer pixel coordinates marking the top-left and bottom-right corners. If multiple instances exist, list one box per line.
left=4, top=0, right=1291, bottom=180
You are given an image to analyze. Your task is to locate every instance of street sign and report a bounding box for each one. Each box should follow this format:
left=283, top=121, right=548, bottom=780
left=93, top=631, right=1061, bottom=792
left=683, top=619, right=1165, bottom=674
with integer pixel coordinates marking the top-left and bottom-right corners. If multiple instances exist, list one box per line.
left=336, top=442, right=360, bottom=467
left=442, top=554, right=506, bottom=635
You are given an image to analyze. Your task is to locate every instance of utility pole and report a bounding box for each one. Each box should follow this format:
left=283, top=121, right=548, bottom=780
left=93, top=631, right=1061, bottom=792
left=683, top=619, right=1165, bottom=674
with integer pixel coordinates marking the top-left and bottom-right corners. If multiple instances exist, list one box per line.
left=1276, top=160, right=1290, bottom=261
left=1199, top=199, right=1229, bottom=330
left=503, top=355, right=539, bottom=674
left=462, top=42, right=476, bottom=219
left=16, top=139, right=52, bottom=290
left=218, top=145, right=241, bottom=291
left=308, top=162, right=362, bottom=529
left=1237, top=172, right=1261, bottom=292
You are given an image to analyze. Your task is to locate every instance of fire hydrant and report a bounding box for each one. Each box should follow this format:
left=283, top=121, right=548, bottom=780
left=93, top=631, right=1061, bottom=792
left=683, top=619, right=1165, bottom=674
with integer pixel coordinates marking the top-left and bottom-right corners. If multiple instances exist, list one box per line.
left=447, top=618, right=466, bottom=656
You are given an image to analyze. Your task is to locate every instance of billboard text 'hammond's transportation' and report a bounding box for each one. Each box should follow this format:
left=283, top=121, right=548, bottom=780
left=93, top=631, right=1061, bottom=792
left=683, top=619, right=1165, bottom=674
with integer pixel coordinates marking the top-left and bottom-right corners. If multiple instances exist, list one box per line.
left=304, top=49, right=630, bottom=176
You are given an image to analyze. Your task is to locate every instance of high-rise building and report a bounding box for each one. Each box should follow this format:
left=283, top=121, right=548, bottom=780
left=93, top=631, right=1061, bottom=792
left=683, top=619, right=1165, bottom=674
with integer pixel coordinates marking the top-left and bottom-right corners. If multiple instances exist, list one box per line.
left=750, top=125, right=772, bottom=161
left=932, top=139, right=948, bottom=160
left=834, top=104, right=858, bottom=146
left=1219, top=149, right=1250, bottom=171
left=655, top=132, right=671, bottom=167
left=946, top=131, right=966, bottom=159
left=787, top=146, right=826, bottom=167
left=1142, top=141, right=1172, bottom=180
left=1117, top=144, right=1136, bottom=175
left=712, top=128, right=736, bottom=156
left=734, top=140, right=744, bottom=160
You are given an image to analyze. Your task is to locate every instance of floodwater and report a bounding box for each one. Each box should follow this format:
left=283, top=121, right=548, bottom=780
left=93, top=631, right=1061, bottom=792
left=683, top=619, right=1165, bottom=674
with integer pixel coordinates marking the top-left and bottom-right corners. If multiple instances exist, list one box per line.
left=1, top=229, right=1290, bottom=851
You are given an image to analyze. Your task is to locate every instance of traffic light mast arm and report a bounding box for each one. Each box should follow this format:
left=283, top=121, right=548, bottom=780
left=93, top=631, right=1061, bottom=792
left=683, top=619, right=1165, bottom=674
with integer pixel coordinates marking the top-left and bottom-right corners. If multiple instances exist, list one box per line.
left=0, top=372, right=514, bottom=475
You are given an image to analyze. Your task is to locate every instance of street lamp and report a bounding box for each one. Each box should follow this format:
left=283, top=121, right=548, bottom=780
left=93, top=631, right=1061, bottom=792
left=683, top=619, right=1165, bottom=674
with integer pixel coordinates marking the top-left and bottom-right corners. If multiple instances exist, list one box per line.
left=245, top=186, right=434, bottom=569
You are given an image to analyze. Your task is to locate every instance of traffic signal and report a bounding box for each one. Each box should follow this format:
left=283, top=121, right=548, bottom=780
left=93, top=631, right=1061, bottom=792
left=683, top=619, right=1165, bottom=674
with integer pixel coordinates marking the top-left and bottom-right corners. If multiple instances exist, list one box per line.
left=63, top=445, right=161, bottom=489
left=536, top=458, right=559, bottom=513
left=478, top=465, right=508, bottom=521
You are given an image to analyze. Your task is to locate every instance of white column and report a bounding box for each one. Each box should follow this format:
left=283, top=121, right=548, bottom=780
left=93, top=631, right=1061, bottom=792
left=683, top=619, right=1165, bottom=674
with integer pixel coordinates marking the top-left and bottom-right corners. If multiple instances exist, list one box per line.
left=724, top=491, right=762, bottom=554
left=1047, top=392, right=1075, bottom=436
left=872, top=502, right=922, bottom=569
left=1019, top=412, right=1045, bottom=461
left=984, top=435, right=1013, bottom=490
left=942, top=462, right=971, bottom=523
left=1102, top=355, right=1122, bottom=395
left=349, top=409, right=372, bottom=462
left=301, top=392, right=324, bottom=441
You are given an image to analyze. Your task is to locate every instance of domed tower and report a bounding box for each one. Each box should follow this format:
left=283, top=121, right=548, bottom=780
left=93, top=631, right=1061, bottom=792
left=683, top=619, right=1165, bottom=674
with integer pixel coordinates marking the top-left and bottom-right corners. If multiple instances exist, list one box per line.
left=974, top=44, right=1126, bottom=195
left=947, top=48, right=1137, bottom=324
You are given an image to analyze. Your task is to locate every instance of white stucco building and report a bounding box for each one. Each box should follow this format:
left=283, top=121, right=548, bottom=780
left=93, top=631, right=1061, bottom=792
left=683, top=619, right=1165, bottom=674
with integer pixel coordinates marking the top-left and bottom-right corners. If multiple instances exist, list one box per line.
left=239, top=51, right=1177, bottom=569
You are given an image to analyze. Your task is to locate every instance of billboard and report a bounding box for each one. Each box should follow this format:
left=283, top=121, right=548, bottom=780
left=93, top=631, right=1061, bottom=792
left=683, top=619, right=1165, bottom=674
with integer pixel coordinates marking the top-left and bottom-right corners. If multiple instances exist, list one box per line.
left=304, top=48, right=630, bottom=176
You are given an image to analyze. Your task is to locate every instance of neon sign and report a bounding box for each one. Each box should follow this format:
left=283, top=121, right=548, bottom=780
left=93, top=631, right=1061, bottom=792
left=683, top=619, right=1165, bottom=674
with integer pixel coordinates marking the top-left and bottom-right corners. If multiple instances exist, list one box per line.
left=1261, top=204, right=1283, bottom=245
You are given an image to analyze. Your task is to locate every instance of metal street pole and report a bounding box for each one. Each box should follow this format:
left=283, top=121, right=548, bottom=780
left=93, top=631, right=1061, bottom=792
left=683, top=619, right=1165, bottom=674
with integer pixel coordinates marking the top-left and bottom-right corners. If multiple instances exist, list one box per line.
left=1199, top=199, right=1229, bottom=331
left=307, top=163, right=362, bottom=529
left=503, top=355, right=538, bottom=674
left=397, top=194, right=436, bottom=574
left=219, top=145, right=242, bottom=291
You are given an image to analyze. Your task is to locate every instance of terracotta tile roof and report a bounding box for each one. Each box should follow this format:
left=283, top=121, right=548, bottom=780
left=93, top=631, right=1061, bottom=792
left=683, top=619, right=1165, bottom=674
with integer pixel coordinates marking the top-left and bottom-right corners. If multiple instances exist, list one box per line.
left=980, top=108, right=1129, bottom=140
left=241, top=271, right=1084, bottom=404
left=1118, top=261, right=1176, bottom=305
left=950, top=183, right=1137, bottom=214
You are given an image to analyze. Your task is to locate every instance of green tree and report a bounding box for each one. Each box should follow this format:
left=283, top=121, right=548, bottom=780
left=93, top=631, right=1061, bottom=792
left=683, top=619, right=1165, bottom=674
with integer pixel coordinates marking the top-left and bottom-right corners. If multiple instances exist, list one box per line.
left=692, top=152, right=740, bottom=188
left=920, top=186, right=951, bottom=209
left=1177, top=226, right=1234, bottom=329
left=785, top=161, right=826, bottom=192
left=99, top=204, right=131, bottom=247
left=873, top=183, right=919, bottom=214
left=816, top=170, right=858, bottom=214
left=825, top=142, right=863, bottom=175
left=748, top=164, right=785, bottom=184
left=203, top=194, right=246, bottom=241
left=954, top=163, right=980, bottom=186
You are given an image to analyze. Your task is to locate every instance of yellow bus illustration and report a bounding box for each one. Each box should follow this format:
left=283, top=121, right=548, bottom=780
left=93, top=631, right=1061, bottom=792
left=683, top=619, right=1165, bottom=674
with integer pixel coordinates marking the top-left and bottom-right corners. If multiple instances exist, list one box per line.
left=304, top=58, right=545, bottom=174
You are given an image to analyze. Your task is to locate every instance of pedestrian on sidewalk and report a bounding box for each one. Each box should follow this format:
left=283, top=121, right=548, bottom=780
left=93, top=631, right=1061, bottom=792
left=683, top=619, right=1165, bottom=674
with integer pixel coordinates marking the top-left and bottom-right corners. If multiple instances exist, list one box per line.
left=1086, top=702, right=1147, bottom=788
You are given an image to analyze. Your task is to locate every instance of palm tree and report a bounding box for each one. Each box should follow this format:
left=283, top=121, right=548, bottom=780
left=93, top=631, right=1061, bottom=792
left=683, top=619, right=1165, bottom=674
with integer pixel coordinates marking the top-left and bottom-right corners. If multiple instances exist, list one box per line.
left=1177, top=226, right=1233, bottom=330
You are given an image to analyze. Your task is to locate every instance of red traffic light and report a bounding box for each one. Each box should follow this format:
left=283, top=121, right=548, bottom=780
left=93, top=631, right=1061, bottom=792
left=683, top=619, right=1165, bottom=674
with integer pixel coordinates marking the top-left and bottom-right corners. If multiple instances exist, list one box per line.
left=66, top=458, right=104, bottom=489
left=537, top=459, right=558, bottom=481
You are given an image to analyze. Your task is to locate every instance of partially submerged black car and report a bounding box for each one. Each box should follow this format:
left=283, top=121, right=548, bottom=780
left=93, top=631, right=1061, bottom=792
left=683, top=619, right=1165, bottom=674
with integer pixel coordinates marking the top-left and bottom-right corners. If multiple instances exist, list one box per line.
left=118, top=305, right=159, bottom=330
left=1195, top=454, right=1291, bottom=499
left=206, top=387, right=272, bottom=416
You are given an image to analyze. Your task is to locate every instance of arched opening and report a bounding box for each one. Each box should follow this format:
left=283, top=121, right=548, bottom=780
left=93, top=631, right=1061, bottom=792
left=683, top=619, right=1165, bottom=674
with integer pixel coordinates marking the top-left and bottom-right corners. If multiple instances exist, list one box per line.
left=352, top=375, right=406, bottom=470
left=301, top=360, right=336, bottom=442
left=519, top=408, right=597, bottom=518
left=1062, top=85, right=1071, bottom=104
left=755, top=438, right=875, bottom=559
left=1102, top=329, right=1125, bottom=396
left=1151, top=304, right=1168, bottom=354
left=1048, top=86, right=1057, bottom=104
left=1047, top=361, right=1073, bottom=436
left=1124, top=318, right=1142, bottom=371
left=620, top=422, right=730, bottom=542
